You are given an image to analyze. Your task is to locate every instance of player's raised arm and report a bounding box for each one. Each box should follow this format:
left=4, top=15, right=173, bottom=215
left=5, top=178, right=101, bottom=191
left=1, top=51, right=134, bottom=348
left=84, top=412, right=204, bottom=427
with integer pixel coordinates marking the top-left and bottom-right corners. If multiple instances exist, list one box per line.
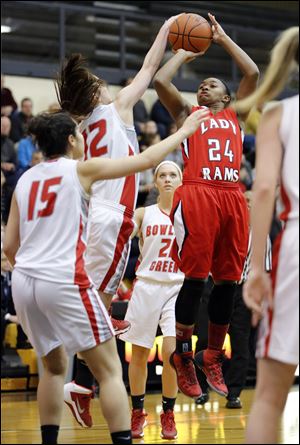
left=153, top=49, right=203, bottom=127
left=77, top=108, right=209, bottom=190
left=208, top=13, right=259, bottom=120
left=115, top=15, right=181, bottom=116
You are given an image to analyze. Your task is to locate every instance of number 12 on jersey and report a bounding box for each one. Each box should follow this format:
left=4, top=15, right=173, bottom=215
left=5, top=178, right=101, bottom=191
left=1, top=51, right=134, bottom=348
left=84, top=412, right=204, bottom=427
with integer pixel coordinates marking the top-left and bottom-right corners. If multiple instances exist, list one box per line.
left=28, top=177, right=62, bottom=221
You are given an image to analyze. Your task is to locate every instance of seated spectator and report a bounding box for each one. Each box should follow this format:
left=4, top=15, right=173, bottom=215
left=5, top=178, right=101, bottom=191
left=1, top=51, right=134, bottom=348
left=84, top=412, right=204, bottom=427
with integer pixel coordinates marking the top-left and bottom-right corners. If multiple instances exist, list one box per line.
left=243, top=105, right=263, bottom=168
left=139, top=120, right=161, bottom=149
left=10, top=97, right=34, bottom=143
left=121, top=77, right=149, bottom=133
left=150, top=99, right=174, bottom=139
left=164, top=123, right=183, bottom=169
left=17, top=134, right=38, bottom=170
left=1, top=74, right=17, bottom=117
left=239, top=154, right=253, bottom=192
left=1, top=116, right=18, bottom=223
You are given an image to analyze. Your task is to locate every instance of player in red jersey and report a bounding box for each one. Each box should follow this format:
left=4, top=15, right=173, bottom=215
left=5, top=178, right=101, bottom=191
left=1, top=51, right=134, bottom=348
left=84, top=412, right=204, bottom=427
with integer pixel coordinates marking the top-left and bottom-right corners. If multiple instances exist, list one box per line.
left=153, top=13, right=259, bottom=398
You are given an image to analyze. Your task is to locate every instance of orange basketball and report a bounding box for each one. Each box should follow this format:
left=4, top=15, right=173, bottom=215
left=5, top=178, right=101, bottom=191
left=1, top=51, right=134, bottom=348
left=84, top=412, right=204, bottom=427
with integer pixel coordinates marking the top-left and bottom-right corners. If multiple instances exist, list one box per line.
left=169, top=13, right=213, bottom=53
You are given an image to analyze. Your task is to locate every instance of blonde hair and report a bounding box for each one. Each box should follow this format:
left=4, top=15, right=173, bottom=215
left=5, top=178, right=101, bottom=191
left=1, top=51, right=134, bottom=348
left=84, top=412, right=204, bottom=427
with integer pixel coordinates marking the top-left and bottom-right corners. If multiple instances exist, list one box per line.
left=154, top=161, right=182, bottom=180
left=234, top=27, right=299, bottom=114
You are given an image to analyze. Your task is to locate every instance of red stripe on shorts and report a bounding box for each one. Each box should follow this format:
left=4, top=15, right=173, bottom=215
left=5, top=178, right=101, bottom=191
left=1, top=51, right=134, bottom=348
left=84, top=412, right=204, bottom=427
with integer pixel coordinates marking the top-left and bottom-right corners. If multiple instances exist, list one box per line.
left=79, top=288, right=101, bottom=344
left=74, top=216, right=91, bottom=288
left=99, top=216, right=130, bottom=292
left=264, top=183, right=291, bottom=357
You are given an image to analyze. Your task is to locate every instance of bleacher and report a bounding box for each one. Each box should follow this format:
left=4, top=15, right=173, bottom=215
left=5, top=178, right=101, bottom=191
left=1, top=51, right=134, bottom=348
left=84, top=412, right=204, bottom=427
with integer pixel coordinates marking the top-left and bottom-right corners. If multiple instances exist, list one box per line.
left=2, top=1, right=299, bottom=95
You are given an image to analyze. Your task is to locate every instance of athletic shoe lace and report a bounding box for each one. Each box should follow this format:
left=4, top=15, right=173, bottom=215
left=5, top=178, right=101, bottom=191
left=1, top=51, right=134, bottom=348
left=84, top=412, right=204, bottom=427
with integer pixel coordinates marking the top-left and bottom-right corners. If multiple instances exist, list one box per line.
left=132, top=410, right=147, bottom=430
left=182, top=358, right=199, bottom=386
left=162, top=411, right=175, bottom=432
left=207, top=354, right=226, bottom=385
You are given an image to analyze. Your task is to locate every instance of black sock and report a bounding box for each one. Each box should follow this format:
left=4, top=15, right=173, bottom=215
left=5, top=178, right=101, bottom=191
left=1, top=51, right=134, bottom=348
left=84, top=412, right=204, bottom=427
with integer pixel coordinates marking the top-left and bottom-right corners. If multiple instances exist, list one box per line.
left=162, top=396, right=176, bottom=413
left=131, top=394, right=145, bottom=410
left=75, top=357, right=94, bottom=389
left=111, top=430, right=132, bottom=444
left=41, top=425, right=59, bottom=444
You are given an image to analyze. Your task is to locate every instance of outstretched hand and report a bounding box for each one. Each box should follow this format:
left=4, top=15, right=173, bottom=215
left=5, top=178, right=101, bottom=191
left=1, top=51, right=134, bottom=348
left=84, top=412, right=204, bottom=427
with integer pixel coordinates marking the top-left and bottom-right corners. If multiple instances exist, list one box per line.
left=208, top=12, right=227, bottom=44
left=182, top=108, right=210, bottom=137
left=172, top=48, right=206, bottom=63
left=163, top=14, right=183, bottom=30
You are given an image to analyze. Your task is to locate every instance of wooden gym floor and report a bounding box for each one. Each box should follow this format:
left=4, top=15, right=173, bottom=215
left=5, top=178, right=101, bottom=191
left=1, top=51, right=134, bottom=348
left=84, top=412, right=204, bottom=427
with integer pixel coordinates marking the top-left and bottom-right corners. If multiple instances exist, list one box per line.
left=1, top=386, right=299, bottom=444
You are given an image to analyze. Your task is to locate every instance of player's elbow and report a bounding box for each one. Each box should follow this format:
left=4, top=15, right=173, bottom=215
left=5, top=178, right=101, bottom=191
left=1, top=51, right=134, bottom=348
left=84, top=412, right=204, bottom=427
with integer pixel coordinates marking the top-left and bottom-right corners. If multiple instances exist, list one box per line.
left=248, top=65, right=260, bottom=81
left=153, top=74, right=168, bottom=88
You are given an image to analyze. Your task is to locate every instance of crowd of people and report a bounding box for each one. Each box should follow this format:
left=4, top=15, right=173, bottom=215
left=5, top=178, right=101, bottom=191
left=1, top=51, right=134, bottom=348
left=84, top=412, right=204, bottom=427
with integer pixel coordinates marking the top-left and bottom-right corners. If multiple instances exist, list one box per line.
left=1, top=14, right=298, bottom=445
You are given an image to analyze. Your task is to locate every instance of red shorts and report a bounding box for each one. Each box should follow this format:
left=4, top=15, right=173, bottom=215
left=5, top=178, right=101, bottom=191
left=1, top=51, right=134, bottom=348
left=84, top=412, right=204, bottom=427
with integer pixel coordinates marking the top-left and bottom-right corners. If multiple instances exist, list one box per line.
left=170, top=180, right=249, bottom=281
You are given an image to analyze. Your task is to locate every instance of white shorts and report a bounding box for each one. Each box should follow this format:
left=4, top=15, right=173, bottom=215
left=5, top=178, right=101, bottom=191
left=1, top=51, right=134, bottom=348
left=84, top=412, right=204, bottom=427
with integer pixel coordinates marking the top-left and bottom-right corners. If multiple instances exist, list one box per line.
left=12, top=269, right=114, bottom=358
left=256, top=221, right=299, bottom=365
left=85, top=204, right=134, bottom=294
left=119, top=278, right=182, bottom=349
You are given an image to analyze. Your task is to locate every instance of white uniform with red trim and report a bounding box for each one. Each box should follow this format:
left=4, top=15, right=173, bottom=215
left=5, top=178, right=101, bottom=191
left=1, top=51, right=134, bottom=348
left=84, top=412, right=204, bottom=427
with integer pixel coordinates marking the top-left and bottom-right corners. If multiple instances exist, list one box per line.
left=119, top=205, right=184, bottom=349
left=80, top=103, right=139, bottom=293
left=12, top=158, right=114, bottom=358
left=256, top=95, right=299, bottom=365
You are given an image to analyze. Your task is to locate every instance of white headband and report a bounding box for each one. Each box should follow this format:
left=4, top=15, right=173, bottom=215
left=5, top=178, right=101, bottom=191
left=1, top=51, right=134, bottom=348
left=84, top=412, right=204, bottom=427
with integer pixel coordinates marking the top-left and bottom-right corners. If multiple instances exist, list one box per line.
left=154, top=161, right=183, bottom=180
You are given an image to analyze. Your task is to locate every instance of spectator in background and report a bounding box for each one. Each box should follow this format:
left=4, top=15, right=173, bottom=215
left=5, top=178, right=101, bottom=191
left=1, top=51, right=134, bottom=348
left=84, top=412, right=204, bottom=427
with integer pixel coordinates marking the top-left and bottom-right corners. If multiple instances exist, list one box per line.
left=121, top=77, right=149, bottom=133
left=10, top=97, right=34, bottom=143
left=150, top=99, right=174, bottom=139
left=1, top=116, right=18, bottom=224
left=239, top=154, right=253, bottom=192
left=1, top=75, right=18, bottom=117
left=164, top=123, right=184, bottom=170
left=17, top=134, right=38, bottom=170
left=243, top=105, right=263, bottom=168
left=137, top=121, right=161, bottom=206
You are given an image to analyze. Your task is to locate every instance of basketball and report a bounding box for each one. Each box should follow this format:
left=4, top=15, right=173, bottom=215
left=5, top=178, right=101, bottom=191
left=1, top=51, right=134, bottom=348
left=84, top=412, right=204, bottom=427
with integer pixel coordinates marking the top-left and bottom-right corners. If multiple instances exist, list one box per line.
left=169, top=13, right=213, bottom=53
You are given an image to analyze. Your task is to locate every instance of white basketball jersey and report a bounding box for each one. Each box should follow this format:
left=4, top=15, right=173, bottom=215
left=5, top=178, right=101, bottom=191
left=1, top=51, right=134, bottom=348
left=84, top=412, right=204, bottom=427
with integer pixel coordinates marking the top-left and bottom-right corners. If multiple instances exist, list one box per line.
left=80, top=102, right=139, bottom=213
left=278, top=95, right=299, bottom=222
left=136, top=205, right=184, bottom=284
left=14, top=158, right=91, bottom=287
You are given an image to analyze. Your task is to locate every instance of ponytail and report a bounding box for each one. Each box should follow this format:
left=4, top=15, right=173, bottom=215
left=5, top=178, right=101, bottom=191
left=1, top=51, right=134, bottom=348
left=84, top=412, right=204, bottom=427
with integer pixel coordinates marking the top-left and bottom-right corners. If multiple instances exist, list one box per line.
left=55, top=53, right=104, bottom=119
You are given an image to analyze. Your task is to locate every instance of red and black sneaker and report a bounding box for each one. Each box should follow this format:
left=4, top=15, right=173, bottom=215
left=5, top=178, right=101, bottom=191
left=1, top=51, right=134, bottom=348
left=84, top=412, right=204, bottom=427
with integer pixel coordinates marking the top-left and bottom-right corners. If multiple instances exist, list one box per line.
left=194, top=349, right=228, bottom=396
left=131, top=408, right=148, bottom=438
left=160, top=409, right=178, bottom=440
left=170, top=351, right=202, bottom=399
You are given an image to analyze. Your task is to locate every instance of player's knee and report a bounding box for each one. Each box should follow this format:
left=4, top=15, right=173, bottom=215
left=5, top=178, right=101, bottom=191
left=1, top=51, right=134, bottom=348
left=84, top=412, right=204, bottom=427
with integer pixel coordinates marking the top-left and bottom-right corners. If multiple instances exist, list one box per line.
left=43, top=354, right=68, bottom=376
left=208, top=283, right=237, bottom=324
left=175, top=278, right=205, bottom=325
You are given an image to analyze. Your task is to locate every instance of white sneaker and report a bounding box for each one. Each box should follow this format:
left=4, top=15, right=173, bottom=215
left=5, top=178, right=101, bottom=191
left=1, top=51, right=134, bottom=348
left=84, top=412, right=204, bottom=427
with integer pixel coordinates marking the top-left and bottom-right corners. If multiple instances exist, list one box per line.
left=64, top=381, right=93, bottom=428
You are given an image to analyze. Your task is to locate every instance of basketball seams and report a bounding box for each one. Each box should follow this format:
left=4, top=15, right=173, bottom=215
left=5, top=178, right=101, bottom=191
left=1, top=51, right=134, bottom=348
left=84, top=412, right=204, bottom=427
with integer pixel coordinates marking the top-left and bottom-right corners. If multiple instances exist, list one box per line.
left=171, top=17, right=180, bottom=47
left=168, top=13, right=212, bottom=52
left=169, top=32, right=212, bottom=40
left=182, top=14, right=191, bottom=50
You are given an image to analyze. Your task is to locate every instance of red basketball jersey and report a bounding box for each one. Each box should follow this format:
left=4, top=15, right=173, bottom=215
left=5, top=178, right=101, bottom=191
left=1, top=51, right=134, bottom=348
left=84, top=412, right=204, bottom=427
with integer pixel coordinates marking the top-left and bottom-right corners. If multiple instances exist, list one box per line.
left=182, top=106, right=243, bottom=185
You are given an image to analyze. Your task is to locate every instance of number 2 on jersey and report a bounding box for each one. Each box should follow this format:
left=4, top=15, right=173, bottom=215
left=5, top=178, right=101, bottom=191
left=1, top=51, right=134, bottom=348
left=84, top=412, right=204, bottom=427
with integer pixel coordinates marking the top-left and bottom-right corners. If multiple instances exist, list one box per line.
left=158, top=238, right=172, bottom=258
left=28, top=177, right=62, bottom=221
left=208, top=139, right=234, bottom=162
left=82, top=120, right=108, bottom=159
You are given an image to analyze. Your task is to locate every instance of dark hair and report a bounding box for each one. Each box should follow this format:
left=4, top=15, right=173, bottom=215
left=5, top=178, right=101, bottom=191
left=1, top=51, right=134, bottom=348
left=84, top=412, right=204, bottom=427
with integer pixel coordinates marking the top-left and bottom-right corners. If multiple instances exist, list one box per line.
left=219, top=79, right=231, bottom=98
left=21, top=97, right=32, bottom=106
left=55, top=53, right=104, bottom=119
left=28, top=111, right=77, bottom=158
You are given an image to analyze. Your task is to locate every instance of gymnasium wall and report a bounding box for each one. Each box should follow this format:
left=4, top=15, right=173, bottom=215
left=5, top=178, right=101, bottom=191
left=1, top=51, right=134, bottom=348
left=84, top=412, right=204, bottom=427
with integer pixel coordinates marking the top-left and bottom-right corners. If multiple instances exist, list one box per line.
left=5, top=75, right=196, bottom=115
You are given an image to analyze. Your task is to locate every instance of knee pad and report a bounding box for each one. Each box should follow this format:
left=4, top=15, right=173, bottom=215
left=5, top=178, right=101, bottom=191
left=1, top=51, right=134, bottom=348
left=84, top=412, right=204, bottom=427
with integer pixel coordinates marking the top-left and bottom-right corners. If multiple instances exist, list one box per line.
left=175, top=279, right=205, bottom=325
left=208, top=283, right=237, bottom=324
